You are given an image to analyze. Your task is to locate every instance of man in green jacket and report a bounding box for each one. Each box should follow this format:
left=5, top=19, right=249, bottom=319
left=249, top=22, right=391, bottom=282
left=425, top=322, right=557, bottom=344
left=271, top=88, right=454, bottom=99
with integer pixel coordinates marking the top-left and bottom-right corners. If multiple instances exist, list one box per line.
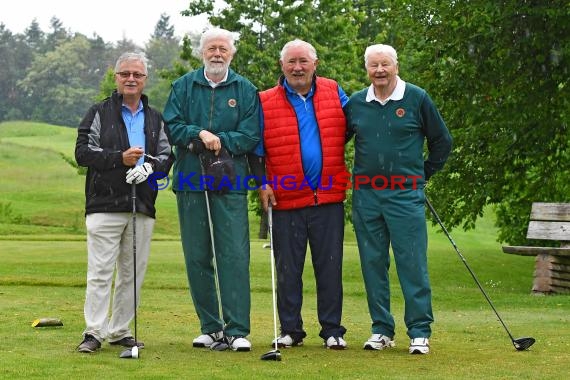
left=345, top=44, right=452, bottom=355
left=163, top=28, right=260, bottom=352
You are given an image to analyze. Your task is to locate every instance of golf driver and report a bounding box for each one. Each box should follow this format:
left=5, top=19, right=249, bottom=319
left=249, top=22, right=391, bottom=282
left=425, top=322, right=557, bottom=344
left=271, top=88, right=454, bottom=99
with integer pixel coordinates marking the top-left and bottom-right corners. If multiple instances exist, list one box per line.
left=201, top=158, right=229, bottom=352
left=425, top=197, right=535, bottom=351
left=260, top=206, right=282, bottom=361
left=120, top=183, right=141, bottom=359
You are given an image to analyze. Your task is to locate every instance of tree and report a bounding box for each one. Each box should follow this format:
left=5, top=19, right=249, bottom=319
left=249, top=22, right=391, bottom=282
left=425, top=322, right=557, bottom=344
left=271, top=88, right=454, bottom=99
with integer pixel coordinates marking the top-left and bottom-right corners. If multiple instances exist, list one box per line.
left=18, top=35, right=99, bottom=126
left=0, top=24, right=33, bottom=121
left=145, top=14, right=183, bottom=110
left=97, top=68, right=116, bottom=101
left=23, top=19, right=45, bottom=52
left=152, top=13, right=176, bottom=40
left=84, top=35, right=116, bottom=89
left=45, top=17, right=70, bottom=50
left=384, top=0, right=569, bottom=244
left=115, top=36, right=141, bottom=55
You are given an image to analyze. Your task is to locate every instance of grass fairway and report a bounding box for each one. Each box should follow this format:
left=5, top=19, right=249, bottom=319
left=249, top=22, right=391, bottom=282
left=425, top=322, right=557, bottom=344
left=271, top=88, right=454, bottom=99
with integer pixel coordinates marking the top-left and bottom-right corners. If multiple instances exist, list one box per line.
left=1, top=238, right=569, bottom=379
left=1, top=121, right=569, bottom=379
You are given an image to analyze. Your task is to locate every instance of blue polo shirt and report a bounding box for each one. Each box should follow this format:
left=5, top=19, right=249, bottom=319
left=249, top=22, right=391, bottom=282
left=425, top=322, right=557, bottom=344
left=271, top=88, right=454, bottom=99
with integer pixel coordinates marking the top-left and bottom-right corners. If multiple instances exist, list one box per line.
left=122, top=101, right=145, bottom=166
left=256, top=79, right=348, bottom=189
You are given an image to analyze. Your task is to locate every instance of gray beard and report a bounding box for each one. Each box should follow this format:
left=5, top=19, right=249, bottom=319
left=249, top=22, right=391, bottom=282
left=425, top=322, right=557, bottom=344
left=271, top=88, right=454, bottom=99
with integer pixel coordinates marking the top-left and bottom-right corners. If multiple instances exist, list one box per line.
left=205, top=61, right=229, bottom=76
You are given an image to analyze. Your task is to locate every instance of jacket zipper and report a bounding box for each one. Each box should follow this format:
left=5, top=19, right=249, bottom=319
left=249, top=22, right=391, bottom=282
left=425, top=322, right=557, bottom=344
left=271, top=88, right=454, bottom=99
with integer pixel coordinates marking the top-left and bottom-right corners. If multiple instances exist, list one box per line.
left=208, top=87, right=215, bottom=130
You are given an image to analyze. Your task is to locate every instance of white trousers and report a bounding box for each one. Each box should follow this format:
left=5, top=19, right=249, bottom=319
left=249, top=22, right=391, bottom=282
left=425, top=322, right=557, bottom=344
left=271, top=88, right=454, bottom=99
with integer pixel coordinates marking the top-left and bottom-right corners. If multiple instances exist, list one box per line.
left=83, top=212, right=154, bottom=342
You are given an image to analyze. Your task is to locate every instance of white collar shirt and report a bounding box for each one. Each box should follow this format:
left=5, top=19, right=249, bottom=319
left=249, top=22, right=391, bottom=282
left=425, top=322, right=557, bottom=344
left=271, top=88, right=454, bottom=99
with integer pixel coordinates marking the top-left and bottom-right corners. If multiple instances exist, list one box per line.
left=366, top=76, right=406, bottom=105
left=204, top=69, right=229, bottom=88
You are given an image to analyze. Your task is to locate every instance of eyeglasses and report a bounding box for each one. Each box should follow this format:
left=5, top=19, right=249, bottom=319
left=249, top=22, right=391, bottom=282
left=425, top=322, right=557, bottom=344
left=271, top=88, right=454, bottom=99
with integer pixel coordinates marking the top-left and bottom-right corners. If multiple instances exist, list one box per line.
left=116, top=71, right=147, bottom=79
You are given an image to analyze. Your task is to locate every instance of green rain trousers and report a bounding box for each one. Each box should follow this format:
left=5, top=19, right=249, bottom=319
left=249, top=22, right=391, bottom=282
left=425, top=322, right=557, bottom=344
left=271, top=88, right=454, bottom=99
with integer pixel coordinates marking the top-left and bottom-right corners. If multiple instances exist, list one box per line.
left=176, top=191, right=250, bottom=337
left=352, top=187, right=433, bottom=339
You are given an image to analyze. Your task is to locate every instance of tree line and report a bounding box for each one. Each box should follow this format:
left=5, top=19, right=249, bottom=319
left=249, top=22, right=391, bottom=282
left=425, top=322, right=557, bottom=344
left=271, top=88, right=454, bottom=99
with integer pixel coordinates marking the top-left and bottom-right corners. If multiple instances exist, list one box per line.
left=1, top=0, right=568, bottom=244
left=0, top=14, right=188, bottom=127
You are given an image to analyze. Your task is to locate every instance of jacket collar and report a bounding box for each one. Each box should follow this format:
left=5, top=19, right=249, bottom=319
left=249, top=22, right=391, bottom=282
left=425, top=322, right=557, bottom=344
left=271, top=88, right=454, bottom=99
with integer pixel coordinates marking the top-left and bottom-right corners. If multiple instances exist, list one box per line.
left=111, top=90, right=148, bottom=108
left=197, top=67, right=237, bottom=87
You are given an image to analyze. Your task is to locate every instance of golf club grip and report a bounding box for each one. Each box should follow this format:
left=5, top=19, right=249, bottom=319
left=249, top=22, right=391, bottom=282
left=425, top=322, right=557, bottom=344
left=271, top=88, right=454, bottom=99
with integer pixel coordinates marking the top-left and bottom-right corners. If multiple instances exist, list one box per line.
left=188, top=139, right=206, bottom=154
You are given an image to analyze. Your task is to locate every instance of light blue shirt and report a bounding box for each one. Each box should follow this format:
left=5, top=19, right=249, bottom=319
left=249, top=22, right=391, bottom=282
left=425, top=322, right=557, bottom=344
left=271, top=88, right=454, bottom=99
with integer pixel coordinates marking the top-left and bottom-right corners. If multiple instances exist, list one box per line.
left=256, top=79, right=349, bottom=189
left=122, top=101, right=145, bottom=166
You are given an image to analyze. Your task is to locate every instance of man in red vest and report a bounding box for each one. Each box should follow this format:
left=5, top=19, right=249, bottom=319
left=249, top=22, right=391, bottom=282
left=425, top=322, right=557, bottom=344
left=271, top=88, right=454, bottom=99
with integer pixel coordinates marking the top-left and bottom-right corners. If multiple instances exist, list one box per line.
left=249, top=39, right=349, bottom=350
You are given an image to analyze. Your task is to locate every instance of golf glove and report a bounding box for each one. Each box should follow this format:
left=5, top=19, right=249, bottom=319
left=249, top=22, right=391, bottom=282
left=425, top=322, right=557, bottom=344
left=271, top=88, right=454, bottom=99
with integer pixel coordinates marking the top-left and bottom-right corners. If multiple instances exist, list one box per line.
left=126, top=162, right=153, bottom=184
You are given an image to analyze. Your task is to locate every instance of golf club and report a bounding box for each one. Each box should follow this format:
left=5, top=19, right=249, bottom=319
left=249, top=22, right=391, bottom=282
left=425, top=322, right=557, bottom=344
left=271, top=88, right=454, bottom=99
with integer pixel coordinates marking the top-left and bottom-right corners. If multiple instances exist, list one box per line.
left=260, top=206, right=282, bottom=361
left=120, top=183, right=140, bottom=359
left=201, top=156, right=229, bottom=352
left=425, top=197, right=535, bottom=351
left=144, top=153, right=158, bottom=161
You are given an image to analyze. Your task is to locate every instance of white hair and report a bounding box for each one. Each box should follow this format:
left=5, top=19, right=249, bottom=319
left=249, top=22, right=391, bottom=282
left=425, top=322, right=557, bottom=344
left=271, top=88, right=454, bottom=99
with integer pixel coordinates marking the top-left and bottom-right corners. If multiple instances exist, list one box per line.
left=198, top=28, right=237, bottom=55
left=280, top=39, right=318, bottom=61
left=114, top=52, right=148, bottom=74
left=364, top=44, right=398, bottom=66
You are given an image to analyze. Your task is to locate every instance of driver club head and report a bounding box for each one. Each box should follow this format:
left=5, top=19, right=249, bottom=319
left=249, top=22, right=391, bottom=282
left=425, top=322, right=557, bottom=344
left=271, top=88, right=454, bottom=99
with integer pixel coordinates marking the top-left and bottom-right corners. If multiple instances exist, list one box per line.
left=119, top=345, right=139, bottom=359
left=210, top=340, right=229, bottom=351
left=513, top=337, right=536, bottom=351
left=260, top=349, right=281, bottom=361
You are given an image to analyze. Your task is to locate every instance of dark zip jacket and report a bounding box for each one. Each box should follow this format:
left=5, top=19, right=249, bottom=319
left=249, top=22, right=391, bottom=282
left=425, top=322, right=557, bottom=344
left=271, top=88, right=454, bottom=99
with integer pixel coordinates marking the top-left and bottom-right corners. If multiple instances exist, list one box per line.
left=75, top=91, right=174, bottom=218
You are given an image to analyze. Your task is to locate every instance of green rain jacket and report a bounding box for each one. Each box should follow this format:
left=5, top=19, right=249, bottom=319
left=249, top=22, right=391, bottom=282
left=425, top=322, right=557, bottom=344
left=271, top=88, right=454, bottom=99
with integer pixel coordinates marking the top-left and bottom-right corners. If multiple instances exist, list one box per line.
left=163, top=68, right=260, bottom=194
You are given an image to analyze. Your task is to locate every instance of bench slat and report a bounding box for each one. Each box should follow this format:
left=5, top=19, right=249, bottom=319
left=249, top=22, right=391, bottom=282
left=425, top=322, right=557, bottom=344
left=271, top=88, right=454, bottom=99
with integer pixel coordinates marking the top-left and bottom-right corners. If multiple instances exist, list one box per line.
left=534, top=268, right=570, bottom=281
left=527, top=221, right=570, bottom=241
left=531, top=203, right=570, bottom=221
left=502, top=246, right=570, bottom=256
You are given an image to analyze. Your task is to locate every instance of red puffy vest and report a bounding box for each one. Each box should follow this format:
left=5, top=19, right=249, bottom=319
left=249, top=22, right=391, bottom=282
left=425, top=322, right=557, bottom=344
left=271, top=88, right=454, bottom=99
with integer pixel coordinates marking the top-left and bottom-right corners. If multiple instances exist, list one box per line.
left=260, top=77, right=347, bottom=210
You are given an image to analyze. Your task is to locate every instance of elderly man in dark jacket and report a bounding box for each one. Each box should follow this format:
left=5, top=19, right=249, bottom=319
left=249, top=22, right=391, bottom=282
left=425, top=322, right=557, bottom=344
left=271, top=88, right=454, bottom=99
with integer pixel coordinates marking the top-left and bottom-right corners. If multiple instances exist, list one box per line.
left=75, top=52, right=173, bottom=353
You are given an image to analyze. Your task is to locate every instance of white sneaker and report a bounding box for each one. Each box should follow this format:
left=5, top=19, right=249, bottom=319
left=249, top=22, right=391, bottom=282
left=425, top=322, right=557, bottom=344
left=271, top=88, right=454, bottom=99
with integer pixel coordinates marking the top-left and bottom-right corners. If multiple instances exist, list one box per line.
left=271, top=334, right=304, bottom=348
left=409, top=338, right=430, bottom=354
left=363, top=334, right=395, bottom=350
left=192, top=331, right=224, bottom=348
left=227, top=336, right=252, bottom=352
left=324, top=336, right=347, bottom=350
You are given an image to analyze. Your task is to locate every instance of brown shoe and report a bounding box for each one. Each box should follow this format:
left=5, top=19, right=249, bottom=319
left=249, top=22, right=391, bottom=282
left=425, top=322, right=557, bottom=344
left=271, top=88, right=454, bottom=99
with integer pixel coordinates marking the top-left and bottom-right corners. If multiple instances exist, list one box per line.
left=77, top=334, right=101, bottom=353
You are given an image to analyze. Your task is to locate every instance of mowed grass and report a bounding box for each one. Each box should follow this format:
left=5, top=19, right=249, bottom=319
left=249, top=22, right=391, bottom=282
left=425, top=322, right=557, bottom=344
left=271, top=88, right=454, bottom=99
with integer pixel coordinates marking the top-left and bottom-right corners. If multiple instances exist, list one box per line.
left=1, top=121, right=569, bottom=379
left=1, top=239, right=569, bottom=380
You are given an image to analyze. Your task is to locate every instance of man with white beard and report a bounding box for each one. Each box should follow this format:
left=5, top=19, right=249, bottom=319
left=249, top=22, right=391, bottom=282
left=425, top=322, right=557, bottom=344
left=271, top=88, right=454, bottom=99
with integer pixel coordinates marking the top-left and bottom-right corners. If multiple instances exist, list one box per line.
left=163, top=28, right=260, bottom=352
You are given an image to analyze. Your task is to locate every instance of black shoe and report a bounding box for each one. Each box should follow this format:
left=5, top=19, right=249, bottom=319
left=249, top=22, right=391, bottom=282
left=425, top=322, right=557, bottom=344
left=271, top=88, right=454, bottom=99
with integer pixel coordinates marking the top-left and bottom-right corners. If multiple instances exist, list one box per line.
left=109, top=336, right=145, bottom=349
left=77, top=334, right=101, bottom=353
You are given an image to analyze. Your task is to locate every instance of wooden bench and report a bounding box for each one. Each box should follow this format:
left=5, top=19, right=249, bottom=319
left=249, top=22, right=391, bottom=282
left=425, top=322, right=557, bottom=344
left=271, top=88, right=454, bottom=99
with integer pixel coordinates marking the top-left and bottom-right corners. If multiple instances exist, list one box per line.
left=502, top=202, right=570, bottom=294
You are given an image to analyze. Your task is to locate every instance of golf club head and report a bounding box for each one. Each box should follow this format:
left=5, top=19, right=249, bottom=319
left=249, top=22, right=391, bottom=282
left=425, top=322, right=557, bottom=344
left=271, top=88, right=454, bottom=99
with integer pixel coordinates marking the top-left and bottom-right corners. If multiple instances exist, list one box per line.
left=119, top=345, right=139, bottom=359
left=260, top=349, right=281, bottom=361
left=210, top=340, right=229, bottom=351
left=513, top=337, right=535, bottom=351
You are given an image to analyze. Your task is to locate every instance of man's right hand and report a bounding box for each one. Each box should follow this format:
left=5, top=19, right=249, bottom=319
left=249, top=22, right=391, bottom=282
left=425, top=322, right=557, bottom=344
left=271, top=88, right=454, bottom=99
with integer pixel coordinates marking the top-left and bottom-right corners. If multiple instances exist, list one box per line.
left=258, top=186, right=277, bottom=212
left=122, top=147, right=144, bottom=167
left=199, top=130, right=221, bottom=154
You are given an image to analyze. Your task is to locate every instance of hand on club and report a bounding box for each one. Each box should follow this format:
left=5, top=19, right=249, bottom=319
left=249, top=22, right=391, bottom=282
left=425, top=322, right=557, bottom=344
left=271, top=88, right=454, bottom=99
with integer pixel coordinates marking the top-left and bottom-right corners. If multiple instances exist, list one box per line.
left=198, top=130, right=221, bottom=154
left=259, top=186, right=277, bottom=211
left=126, top=162, right=153, bottom=184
